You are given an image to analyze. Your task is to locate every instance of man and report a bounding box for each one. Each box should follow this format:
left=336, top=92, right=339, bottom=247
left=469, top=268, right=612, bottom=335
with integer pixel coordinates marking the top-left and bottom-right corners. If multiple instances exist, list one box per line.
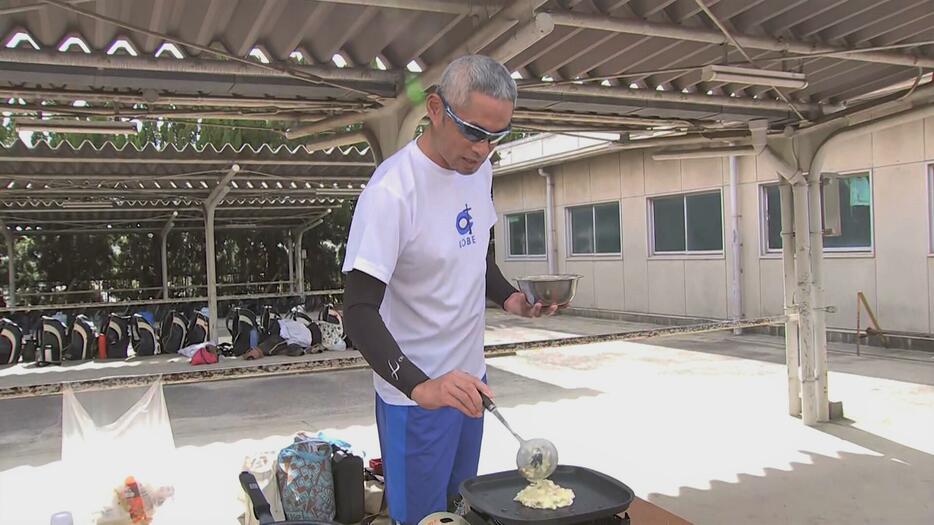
left=342, top=55, right=556, bottom=524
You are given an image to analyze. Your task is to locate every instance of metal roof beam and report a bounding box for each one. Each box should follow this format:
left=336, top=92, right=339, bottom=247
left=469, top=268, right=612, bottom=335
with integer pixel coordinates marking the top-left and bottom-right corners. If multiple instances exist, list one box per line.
left=548, top=11, right=934, bottom=68
left=818, top=0, right=924, bottom=43
left=0, top=205, right=336, bottom=214
left=0, top=61, right=394, bottom=101
left=287, top=7, right=553, bottom=138
left=0, top=0, right=90, bottom=16
left=0, top=86, right=373, bottom=109
left=12, top=224, right=298, bottom=236
left=761, top=0, right=848, bottom=35
left=297, top=209, right=335, bottom=235
left=0, top=214, right=331, bottom=226
left=0, top=189, right=361, bottom=197
left=0, top=176, right=372, bottom=185
left=0, top=103, right=342, bottom=123
left=160, top=211, right=178, bottom=238
left=302, top=130, right=376, bottom=153
left=522, top=83, right=820, bottom=114
left=0, top=49, right=401, bottom=84
left=313, top=0, right=503, bottom=15
left=0, top=157, right=373, bottom=166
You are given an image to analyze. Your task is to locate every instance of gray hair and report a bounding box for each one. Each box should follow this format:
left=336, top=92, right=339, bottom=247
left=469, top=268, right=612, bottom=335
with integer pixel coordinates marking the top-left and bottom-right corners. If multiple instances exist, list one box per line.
left=437, top=55, right=517, bottom=108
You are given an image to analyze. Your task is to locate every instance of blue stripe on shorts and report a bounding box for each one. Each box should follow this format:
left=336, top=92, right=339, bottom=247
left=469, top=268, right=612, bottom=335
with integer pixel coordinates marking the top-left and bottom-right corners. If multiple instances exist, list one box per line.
left=375, top=391, right=484, bottom=525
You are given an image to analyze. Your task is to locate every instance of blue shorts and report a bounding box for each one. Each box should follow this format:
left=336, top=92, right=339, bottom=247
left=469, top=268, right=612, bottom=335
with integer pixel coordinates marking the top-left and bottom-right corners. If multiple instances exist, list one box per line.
left=376, top=392, right=484, bottom=525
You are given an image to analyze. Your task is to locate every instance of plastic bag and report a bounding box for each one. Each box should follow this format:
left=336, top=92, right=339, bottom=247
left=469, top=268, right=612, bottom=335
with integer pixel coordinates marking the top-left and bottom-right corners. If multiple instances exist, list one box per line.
left=61, top=380, right=177, bottom=524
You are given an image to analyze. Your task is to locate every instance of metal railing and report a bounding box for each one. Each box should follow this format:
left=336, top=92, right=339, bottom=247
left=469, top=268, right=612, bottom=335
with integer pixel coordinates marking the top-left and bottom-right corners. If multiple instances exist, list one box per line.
left=0, top=288, right=344, bottom=314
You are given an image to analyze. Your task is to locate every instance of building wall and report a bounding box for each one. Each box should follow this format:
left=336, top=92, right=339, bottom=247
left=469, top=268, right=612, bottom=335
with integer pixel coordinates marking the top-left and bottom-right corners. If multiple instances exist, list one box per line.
left=493, top=117, right=934, bottom=334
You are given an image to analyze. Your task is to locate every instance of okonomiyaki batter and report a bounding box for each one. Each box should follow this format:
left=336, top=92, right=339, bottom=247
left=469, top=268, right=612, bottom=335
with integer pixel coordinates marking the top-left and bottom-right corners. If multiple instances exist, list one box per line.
left=514, top=479, right=575, bottom=510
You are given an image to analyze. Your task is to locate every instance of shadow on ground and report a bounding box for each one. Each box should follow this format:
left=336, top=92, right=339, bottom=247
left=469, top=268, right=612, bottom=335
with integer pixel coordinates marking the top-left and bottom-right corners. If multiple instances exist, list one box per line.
left=650, top=332, right=934, bottom=386
left=648, top=419, right=934, bottom=524
left=0, top=365, right=600, bottom=470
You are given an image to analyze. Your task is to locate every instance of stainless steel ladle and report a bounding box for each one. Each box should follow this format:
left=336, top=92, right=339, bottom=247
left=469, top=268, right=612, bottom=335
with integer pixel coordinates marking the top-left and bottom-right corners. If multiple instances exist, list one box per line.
left=480, top=393, right=558, bottom=481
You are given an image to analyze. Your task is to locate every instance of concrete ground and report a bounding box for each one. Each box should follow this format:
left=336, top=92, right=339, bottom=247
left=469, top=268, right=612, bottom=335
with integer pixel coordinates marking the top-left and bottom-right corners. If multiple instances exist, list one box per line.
left=0, top=311, right=931, bottom=524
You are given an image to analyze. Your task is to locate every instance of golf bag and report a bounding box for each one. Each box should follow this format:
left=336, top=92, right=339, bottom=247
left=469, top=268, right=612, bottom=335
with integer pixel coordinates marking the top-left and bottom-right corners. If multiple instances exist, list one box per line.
left=131, top=314, right=160, bottom=356
left=36, top=316, right=68, bottom=366
left=227, top=307, right=258, bottom=357
left=288, top=306, right=315, bottom=326
left=104, top=314, right=132, bottom=359
left=65, top=314, right=96, bottom=361
left=159, top=310, right=188, bottom=354
left=259, top=306, right=280, bottom=342
left=0, top=318, right=23, bottom=365
left=185, top=311, right=210, bottom=346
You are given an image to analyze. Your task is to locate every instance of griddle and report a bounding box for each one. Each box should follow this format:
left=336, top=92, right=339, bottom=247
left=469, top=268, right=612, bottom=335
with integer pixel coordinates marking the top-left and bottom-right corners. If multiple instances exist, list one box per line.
left=459, top=466, right=633, bottom=525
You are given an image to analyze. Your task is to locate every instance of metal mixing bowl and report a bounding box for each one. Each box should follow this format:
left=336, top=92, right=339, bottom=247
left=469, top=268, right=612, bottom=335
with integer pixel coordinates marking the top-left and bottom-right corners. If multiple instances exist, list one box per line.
left=515, top=274, right=582, bottom=307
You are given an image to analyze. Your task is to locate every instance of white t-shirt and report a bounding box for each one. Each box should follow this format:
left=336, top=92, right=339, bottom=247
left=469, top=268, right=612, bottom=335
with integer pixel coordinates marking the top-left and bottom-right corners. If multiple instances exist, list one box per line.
left=342, top=139, right=496, bottom=406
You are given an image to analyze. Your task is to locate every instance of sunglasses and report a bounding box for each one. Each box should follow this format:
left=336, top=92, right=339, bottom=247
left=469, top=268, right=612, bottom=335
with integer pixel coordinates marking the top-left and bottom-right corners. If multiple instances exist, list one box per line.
left=440, top=96, right=512, bottom=145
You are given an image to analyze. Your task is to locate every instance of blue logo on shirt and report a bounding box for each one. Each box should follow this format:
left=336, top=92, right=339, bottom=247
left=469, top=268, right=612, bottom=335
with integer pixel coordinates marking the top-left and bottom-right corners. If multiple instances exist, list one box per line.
left=456, top=204, right=477, bottom=248
left=456, top=204, right=474, bottom=235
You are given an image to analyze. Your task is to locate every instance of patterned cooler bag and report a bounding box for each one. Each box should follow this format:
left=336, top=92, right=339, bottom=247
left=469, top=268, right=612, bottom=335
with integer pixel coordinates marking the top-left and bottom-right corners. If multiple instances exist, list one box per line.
left=276, top=438, right=336, bottom=521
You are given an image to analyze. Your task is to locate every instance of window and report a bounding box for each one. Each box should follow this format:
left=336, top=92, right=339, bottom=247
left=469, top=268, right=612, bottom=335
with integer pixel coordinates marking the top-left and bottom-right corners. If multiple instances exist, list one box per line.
left=930, top=165, right=934, bottom=253
left=506, top=210, right=546, bottom=257
left=822, top=172, right=872, bottom=250
left=760, top=172, right=872, bottom=254
left=650, top=191, right=723, bottom=254
left=567, top=202, right=621, bottom=255
left=761, top=184, right=783, bottom=253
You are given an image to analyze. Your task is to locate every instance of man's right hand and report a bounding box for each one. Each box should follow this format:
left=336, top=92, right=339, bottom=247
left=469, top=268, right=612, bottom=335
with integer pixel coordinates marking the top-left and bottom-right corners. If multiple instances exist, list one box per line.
left=411, top=370, right=493, bottom=418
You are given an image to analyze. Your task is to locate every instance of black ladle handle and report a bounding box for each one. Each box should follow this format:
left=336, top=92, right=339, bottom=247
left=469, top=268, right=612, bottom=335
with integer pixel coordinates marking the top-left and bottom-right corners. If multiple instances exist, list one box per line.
left=480, top=391, right=496, bottom=412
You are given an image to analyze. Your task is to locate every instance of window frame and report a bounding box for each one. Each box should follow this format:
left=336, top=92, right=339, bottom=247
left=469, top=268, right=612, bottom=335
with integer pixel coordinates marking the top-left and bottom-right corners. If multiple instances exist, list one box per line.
left=648, top=189, right=725, bottom=257
left=758, top=171, right=875, bottom=258
left=759, top=182, right=783, bottom=257
left=821, top=169, right=874, bottom=255
left=504, top=209, right=547, bottom=260
left=565, top=200, right=623, bottom=258
left=928, top=164, right=934, bottom=255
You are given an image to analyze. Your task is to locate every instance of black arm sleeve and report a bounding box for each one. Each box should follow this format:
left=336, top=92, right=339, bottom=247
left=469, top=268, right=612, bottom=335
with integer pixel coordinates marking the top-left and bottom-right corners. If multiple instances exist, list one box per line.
left=343, top=269, right=430, bottom=399
left=486, top=242, right=519, bottom=309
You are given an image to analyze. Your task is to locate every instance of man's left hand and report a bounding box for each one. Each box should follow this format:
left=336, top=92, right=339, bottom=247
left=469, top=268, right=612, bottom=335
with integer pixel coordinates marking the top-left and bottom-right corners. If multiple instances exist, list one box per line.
left=503, top=291, right=558, bottom=318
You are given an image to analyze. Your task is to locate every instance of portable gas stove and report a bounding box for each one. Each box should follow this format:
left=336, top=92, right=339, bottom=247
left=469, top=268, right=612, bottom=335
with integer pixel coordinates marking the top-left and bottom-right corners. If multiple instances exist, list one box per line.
left=463, top=510, right=630, bottom=525
left=458, top=466, right=634, bottom=525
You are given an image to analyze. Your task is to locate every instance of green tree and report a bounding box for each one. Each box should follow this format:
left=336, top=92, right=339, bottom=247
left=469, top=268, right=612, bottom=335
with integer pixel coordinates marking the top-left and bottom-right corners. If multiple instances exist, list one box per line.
left=8, top=115, right=355, bottom=306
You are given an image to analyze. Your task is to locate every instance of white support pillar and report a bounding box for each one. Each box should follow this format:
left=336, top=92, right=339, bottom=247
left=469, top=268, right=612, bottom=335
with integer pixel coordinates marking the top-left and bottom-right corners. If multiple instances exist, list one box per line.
left=295, top=231, right=305, bottom=298
left=728, top=155, right=743, bottom=334
left=294, top=210, right=332, bottom=300
left=763, top=145, right=811, bottom=422
left=204, top=165, right=240, bottom=341
left=160, top=211, right=177, bottom=300
left=792, top=181, right=820, bottom=425
left=204, top=206, right=219, bottom=338
left=287, top=233, right=296, bottom=295
left=807, top=172, right=831, bottom=422
left=365, top=104, right=424, bottom=163
left=802, top=103, right=934, bottom=423
left=779, top=182, right=802, bottom=417
left=1, top=222, right=14, bottom=307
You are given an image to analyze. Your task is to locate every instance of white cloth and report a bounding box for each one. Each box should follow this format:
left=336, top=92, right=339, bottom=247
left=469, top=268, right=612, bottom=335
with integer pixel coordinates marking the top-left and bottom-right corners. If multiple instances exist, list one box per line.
left=178, top=342, right=210, bottom=358
left=342, top=140, right=496, bottom=405
left=278, top=319, right=313, bottom=348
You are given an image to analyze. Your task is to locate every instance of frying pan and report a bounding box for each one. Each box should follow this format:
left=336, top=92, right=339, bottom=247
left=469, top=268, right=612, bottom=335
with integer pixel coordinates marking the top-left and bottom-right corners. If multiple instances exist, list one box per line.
left=239, top=471, right=339, bottom=525
left=459, top=466, right=633, bottom=525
